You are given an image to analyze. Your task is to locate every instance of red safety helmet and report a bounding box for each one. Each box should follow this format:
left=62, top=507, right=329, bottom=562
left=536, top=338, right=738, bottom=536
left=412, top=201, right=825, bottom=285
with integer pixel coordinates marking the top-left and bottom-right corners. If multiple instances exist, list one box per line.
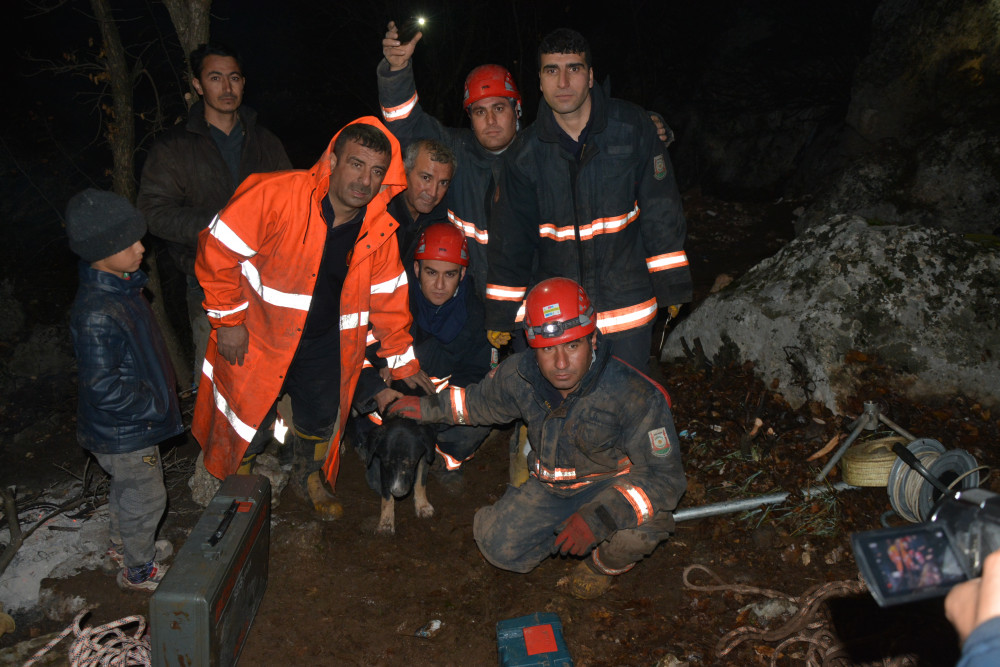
left=463, top=64, right=522, bottom=118
left=414, top=223, right=469, bottom=267
left=524, top=277, right=596, bottom=348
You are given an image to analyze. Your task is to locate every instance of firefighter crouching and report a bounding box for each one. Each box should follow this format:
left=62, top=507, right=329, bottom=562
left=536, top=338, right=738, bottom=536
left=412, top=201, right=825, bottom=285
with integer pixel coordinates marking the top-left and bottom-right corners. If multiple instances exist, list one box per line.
left=389, top=277, right=686, bottom=598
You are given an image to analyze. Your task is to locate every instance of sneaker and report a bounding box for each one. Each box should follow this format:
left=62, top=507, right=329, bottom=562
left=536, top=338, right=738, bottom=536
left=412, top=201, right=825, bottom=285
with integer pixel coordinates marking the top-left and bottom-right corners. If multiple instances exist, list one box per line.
left=568, top=560, right=614, bottom=600
left=106, top=540, right=174, bottom=571
left=117, top=561, right=169, bottom=592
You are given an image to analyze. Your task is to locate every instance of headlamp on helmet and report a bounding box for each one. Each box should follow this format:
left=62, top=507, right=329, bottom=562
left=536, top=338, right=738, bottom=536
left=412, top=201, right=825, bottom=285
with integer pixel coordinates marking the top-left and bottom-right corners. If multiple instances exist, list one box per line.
left=524, top=277, right=596, bottom=348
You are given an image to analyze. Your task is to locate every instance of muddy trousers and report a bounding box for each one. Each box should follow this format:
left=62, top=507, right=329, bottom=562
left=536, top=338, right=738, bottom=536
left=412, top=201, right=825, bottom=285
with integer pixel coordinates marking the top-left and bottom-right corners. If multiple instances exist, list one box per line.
left=92, top=446, right=167, bottom=569
left=473, top=476, right=674, bottom=574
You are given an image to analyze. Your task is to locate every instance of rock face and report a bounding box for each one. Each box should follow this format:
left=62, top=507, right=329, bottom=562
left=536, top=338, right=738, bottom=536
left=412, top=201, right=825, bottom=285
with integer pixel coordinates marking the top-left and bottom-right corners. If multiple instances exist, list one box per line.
left=797, top=0, right=1000, bottom=235
left=661, top=217, right=1000, bottom=413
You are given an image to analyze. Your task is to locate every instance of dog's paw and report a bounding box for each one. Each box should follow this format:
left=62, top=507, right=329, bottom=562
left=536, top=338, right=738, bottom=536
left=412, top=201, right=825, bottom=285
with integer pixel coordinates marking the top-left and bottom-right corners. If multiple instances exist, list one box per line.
left=415, top=501, right=435, bottom=519
left=375, top=517, right=396, bottom=535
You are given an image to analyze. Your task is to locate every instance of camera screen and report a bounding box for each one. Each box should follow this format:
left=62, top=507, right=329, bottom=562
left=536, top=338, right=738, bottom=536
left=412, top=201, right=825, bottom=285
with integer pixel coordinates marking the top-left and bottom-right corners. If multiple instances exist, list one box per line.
left=851, top=524, right=969, bottom=607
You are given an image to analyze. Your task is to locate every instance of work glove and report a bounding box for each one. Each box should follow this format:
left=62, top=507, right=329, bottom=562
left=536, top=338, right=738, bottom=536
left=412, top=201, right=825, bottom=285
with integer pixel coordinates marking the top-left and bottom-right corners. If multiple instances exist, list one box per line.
left=666, top=304, right=682, bottom=319
left=386, top=396, right=423, bottom=421
left=554, top=513, right=597, bottom=556
left=487, top=330, right=512, bottom=348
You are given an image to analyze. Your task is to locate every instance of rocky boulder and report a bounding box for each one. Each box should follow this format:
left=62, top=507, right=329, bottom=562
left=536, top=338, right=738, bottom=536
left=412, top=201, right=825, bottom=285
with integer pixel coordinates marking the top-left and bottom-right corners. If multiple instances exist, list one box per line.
left=661, top=216, right=999, bottom=413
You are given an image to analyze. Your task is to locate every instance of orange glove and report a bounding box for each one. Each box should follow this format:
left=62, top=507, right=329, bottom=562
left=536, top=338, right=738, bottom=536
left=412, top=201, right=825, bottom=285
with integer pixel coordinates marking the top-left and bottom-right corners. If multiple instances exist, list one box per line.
left=386, top=396, right=423, bottom=420
left=554, top=513, right=597, bottom=556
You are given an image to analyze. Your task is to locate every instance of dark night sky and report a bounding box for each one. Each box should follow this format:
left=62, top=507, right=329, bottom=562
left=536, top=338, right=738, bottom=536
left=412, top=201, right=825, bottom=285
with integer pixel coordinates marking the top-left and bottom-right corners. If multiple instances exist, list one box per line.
left=1, top=0, right=877, bottom=169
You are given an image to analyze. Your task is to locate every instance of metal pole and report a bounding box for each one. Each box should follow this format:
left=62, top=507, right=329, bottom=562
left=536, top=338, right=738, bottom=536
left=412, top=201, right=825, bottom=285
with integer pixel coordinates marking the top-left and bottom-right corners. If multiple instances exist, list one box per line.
left=674, top=481, right=857, bottom=522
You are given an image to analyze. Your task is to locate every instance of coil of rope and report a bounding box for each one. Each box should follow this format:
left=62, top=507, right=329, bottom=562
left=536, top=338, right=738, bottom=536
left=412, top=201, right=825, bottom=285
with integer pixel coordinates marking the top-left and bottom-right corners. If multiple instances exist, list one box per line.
left=886, top=438, right=984, bottom=523
left=683, top=564, right=868, bottom=666
left=22, top=610, right=151, bottom=667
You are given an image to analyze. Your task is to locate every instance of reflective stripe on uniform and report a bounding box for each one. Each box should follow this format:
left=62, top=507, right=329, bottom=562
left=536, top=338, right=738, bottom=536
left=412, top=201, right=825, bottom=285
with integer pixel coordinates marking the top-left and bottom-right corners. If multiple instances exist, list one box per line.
left=206, top=301, right=249, bottom=320
left=371, top=270, right=407, bottom=294
left=431, top=375, right=451, bottom=393
left=340, top=311, right=370, bottom=331
left=435, top=446, right=464, bottom=471
left=202, top=366, right=257, bottom=445
left=486, top=284, right=527, bottom=302
left=646, top=250, right=689, bottom=273
left=614, top=481, right=653, bottom=525
left=241, top=259, right=312, bottom=311
left=386, top=346, right=416, bottom=369
left=448, top=211, right=488, bottom=245
left=538, top=203, right=639, bottom=242
left=532, top=460, right=577, bottom=482
left=210, top=216, right=257, bottom=257
left=596, top=297, right=658, bottom=334
left=381, top=92, right=418, bottom=121
left=591, top=547, right=636, bottom=575
left=449, top=386, right=467, bottom=424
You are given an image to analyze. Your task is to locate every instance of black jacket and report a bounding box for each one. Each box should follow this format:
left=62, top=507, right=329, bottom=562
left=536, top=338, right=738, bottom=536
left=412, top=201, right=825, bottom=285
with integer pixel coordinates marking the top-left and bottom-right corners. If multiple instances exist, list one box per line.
left=137, top=101, right=291, bottom=275
left=378, top=60, right=504, bottom=304
left=485, top=85, right=692, bottom=338
left=70, top=265, right=184, bottom=454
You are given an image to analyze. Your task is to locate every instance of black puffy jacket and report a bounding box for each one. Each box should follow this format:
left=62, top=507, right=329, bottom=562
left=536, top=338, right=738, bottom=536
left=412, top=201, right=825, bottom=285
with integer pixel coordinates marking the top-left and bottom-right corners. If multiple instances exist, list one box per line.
left=70, top=264, right=184, bottom=454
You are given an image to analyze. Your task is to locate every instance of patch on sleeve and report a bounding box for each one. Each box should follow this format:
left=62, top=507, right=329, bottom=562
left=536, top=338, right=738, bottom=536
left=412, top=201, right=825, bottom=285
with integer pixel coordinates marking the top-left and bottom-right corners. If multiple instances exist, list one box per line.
left=653, top=154, right=667, bottom=181
left=648, top=427, right=671, bottom=456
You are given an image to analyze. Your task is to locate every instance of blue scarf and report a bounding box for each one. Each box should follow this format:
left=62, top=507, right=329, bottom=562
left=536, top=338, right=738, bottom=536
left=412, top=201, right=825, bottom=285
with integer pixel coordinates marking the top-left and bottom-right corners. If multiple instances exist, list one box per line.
left=412, top=275, right=469, bottom=344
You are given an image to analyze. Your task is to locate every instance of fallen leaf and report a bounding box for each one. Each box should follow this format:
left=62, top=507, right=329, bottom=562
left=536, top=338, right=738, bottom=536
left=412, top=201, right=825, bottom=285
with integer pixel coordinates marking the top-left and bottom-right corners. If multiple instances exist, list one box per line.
left=807, top=433, right=843, bottom=461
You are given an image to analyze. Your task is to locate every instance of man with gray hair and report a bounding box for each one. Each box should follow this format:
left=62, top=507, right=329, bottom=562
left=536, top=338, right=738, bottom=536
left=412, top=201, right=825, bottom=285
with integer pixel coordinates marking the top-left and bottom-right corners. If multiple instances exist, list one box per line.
left=389, top=138, right=457, bottom=278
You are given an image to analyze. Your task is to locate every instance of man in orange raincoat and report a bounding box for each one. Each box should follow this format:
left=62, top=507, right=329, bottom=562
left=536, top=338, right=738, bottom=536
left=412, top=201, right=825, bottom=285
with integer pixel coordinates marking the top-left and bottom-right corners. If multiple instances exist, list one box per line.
left=193, top=117, right=431, bottom=517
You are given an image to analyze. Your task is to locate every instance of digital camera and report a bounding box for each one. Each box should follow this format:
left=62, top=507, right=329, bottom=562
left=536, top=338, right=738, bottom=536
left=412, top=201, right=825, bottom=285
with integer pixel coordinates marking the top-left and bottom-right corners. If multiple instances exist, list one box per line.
left=850, top=488, right=1000, bottom=607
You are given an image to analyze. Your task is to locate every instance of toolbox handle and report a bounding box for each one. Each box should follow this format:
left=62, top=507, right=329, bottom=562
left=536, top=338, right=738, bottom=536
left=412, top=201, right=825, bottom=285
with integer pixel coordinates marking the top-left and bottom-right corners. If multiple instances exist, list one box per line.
left=208, top=500, right=239, bottom=546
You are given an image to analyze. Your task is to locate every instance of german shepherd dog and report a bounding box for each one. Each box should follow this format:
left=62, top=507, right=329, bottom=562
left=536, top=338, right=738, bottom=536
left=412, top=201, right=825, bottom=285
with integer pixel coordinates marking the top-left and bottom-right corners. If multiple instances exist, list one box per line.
left=351, top=400, right=437, bottom=535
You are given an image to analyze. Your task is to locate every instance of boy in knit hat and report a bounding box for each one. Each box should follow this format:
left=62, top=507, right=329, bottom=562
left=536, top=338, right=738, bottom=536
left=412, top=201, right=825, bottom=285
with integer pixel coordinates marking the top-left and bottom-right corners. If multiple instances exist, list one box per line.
left=66, top=189, right=183, bottom=592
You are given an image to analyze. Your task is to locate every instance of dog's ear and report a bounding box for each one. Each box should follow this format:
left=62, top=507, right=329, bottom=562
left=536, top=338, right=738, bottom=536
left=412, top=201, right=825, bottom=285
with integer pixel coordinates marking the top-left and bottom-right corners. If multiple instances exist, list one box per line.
left=422, top=425, right=437, bottom=460
left=367, top=426, right=386, bottom=467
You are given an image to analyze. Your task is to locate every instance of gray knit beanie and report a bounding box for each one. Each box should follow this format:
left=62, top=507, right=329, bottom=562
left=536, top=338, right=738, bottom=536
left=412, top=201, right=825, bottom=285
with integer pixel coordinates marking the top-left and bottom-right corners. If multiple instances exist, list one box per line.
left=65, top=189, right=147, bottom=263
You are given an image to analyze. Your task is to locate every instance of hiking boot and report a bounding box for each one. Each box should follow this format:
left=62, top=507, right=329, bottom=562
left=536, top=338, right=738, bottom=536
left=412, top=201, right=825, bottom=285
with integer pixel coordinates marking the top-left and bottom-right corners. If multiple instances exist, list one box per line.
left=568, top=560, right=614, bottom=599
left=306, top=471, right=343, bottom=520
left=116, top=561, right=169, bottom=593
left=105, top=539, right=173, bottom=573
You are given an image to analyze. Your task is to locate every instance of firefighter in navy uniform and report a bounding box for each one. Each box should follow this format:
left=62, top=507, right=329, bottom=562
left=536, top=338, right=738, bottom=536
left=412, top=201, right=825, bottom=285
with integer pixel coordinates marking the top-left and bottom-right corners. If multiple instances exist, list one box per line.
left=356, top=223, right=494, bottom=485
left=389, top=278, right=686, bottom=598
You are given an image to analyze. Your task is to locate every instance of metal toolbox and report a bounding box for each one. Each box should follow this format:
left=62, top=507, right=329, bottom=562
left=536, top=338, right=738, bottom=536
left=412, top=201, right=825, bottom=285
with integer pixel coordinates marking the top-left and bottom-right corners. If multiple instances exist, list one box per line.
left=150, top=474, right=271, bottom=667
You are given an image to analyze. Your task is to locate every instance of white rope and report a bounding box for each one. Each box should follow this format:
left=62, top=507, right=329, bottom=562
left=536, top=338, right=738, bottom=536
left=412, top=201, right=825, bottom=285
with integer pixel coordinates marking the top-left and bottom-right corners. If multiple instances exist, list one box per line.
left=23, top=610, right=151, bottom=667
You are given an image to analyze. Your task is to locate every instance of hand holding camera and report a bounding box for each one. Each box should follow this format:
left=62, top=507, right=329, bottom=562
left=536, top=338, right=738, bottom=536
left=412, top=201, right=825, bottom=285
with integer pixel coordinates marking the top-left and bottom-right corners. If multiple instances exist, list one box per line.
left=851, top=488, right=1000, bottom=607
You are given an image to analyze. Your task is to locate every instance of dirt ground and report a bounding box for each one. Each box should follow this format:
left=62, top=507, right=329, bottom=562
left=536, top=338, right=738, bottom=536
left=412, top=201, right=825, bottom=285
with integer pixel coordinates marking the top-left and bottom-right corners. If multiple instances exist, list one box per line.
left=2, top=195, right=998, bottom=666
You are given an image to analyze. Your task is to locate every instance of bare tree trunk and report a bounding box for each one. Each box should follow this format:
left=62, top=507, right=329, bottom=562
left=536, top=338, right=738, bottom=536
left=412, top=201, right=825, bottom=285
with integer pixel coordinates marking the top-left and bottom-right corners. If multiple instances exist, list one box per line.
left=88, top=0, right=199, bottom=389
left=90, top=0, right=135, bottom=201
left=161, top=0, right=212, bottom=108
